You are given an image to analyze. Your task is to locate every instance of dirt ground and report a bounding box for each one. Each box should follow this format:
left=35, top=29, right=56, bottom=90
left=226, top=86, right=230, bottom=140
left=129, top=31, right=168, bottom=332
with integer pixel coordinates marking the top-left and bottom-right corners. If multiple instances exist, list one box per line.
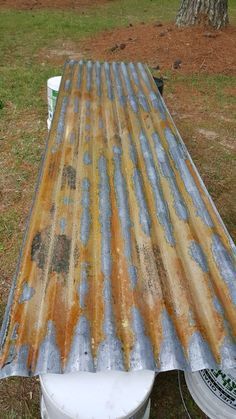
left=2, top=1, right=236, bottom=75
left=80, top=22, right=236, bottom=75
left=0, top=0, right=111, bottom=9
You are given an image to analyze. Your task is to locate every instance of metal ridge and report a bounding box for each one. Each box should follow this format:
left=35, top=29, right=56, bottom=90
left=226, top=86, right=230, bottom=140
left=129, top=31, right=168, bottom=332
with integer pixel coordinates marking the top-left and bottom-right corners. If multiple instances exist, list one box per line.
left=0, top=60, right=235, bottom=378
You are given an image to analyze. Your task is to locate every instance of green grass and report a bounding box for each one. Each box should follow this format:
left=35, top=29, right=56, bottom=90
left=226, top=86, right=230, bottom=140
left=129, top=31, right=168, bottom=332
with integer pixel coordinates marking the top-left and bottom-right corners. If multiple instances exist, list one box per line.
left=0, top=210, right=20, bottom=242
left=230, top=0, right=236, bottom=23
left=0, top=0, right=180, bottom=110
left=1, top=0, right=173, bottom=120
left=165, top=72, right=236, bottom=106
left=0, top=66, right=56, bottom=109
left=1, top=0, right=235, bottom=65
left=185, top=74, right=236, bottom=108
left=0, top=0, right=236, bottom=110
left=0, top=0, right=179, bottom=59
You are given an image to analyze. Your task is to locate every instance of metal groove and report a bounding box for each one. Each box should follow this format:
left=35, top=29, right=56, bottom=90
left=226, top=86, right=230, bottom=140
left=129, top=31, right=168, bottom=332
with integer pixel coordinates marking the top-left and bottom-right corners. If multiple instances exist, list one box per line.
left=0, top=60, right=235, bottom=378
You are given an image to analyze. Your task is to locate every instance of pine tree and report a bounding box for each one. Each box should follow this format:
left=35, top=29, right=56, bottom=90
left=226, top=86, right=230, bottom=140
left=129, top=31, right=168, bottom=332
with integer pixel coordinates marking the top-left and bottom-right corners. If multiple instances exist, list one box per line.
left=176, top=0, right=229, bottom=29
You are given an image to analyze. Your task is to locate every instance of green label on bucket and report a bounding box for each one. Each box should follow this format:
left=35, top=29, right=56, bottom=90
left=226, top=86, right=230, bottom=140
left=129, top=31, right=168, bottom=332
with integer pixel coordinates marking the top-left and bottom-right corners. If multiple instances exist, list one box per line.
left=200, top=370, right=236, bottom=409
left=52, top=90, right=58, bottom=98
left=48, top=89, right=59, bottom=119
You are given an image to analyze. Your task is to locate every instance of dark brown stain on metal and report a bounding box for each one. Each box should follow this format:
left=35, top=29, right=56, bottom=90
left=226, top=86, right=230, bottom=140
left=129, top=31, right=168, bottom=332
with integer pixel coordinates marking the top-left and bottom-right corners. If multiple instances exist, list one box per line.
left=1, top=61, right=235, bottom=378
left=153, top=244, right=168, bottom=284
left=31, top=232, right=45, bottom=269
left=50, top=204, right=55, bottom=214
left=62, top=165, right=76, bottom=190
left=73, top=245, right=80, bottom=268
left=51, top=234, right=71, bottom=274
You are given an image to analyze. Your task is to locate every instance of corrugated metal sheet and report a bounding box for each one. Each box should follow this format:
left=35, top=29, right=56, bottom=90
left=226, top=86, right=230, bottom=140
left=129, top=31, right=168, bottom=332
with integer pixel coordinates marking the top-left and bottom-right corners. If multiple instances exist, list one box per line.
left=0, top=60, right=236, bottom=378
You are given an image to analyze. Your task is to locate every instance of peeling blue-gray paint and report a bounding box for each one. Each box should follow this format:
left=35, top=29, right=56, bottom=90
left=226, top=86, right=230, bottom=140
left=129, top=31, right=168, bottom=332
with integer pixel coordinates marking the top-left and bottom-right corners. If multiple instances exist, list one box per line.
left=95, top=61, right=102, bottom=97
left=79, top=263, right=89, bottom=309
left=19, top=283, right=35, bottom=303
left=121, top=62, right=138, bottom=113
left=137, top=62, right=166, bottom=119
left=11, top=324, right=18, bottom=341
left=137, top=62, right=152, bottom=90
left=65, top=79, right=71, bottom=91
left=165, top=128, right=213, bottom=227
left=133, top=169, right=151, bottom=236
left=56, top=97, right=68, bottom=145
left=113, top=146, right=133, bottom=261
left=66, top=316, right=94, bottom=372
left=69, top=59, right=76, bottom=68
left=213, top=296, right=224, bottom=315
left=1, top=344, right=29, bottom=378
left=139, top=131, right=175, bottom=245
left=80, top=178, right=91, bottom=246
left=104, top=62, right=113, bottom=101
left=112, top=62, right=126, bottom=107
left=127, top=134, right=138, bottom=165
left=97, top=278, right=125, bottom=371
left=113, top=146, right=139, bottom=289
left=86, top=61, right=92, bottom=92
left=74, top=97, right=79, bottom=114
left=130, top=307, right=156, bottom=370
left=128, top=265, right=138, bottom=289
left=128, top=63, right=140, bottom=87
left=69, top=131, right=76, bottom=144
left=97, top=156, right=124, bottom=370
left=83, top=151, right=92, bottom=165
left=189, top=241, right=209, bottom=273
left=60, top=217, right=67, bottom=234
left=77, top=60, right=83, bottom=89
left=137, top=93, right=149, bottom=113
left=151, top=93, right=166, bottom=120
left=1, top=344, right=17, bottom=377
left=220, top=336, right=236, bottom=370
left=159, top=309, right=187, bottom=371
left=63, top=196, right=74, bottom=205
left=99, top=156, right=112, bottom=278
left=152, top=132, right=188, bottom=221
left=35, top=321, right=61, bottom=374
left=212, top=234, right=236, bottom=305
left=129, top=63, right=149, bottom=111
left=188, top=332, right=217, bottom=371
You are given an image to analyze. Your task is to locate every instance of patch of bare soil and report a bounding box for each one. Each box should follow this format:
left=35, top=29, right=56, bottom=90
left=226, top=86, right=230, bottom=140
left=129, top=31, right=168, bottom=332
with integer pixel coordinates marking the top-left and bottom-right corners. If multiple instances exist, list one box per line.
left=80, top=22, right=236, bottom=75
left=38, top=40, right=85, bottom=66
left=0, top=0, right=110, bottom=10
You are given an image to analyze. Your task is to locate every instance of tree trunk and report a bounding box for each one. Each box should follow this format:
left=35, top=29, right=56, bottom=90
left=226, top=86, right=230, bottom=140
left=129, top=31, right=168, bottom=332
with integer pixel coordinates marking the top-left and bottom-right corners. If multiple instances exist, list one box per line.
left=176, top=0, right=229, bottom=29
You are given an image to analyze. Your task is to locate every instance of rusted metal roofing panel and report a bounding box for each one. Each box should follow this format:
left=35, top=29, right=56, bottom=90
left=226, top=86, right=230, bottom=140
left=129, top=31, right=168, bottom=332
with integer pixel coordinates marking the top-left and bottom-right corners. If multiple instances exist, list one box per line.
left=0, top=60, right=236, bottom=378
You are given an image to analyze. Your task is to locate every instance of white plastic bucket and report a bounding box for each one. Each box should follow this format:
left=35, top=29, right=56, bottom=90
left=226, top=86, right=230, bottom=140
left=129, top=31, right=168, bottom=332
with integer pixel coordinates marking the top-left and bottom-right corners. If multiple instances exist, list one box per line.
left=185, top=369, right=236, bottom=419
left=47, top=76, right=62, bottom=130
left=40, top=371, right=155, bottom=419
left=40, top=397, right=151, bottom=419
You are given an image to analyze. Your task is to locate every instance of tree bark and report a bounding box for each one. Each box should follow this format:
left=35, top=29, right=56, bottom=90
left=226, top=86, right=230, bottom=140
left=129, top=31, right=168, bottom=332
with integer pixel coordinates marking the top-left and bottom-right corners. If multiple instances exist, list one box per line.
left=176, top=0, right=229, bottom=29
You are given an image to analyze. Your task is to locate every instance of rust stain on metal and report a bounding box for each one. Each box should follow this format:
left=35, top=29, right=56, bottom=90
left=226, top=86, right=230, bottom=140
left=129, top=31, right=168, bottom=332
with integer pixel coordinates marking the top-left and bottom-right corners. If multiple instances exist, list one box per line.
left=51, top=234, right=71, bottom=274
left=0, top=60, right=235, bottom=378
left=62, top=165, right=76, bottom=190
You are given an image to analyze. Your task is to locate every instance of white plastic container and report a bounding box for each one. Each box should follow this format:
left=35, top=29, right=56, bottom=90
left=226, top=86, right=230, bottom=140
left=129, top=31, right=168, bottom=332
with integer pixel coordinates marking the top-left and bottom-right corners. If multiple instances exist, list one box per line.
left=40, top=370, right=155, bottom=419
left=47, top=76, right=62, bottom=130
left=185, top=369, right=236, bottom=419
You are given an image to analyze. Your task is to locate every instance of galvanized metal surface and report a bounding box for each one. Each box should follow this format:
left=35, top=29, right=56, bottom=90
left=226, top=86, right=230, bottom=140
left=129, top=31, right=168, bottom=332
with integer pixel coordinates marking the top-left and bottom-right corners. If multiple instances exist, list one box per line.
left=0, top=60, right=236, bottom=378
